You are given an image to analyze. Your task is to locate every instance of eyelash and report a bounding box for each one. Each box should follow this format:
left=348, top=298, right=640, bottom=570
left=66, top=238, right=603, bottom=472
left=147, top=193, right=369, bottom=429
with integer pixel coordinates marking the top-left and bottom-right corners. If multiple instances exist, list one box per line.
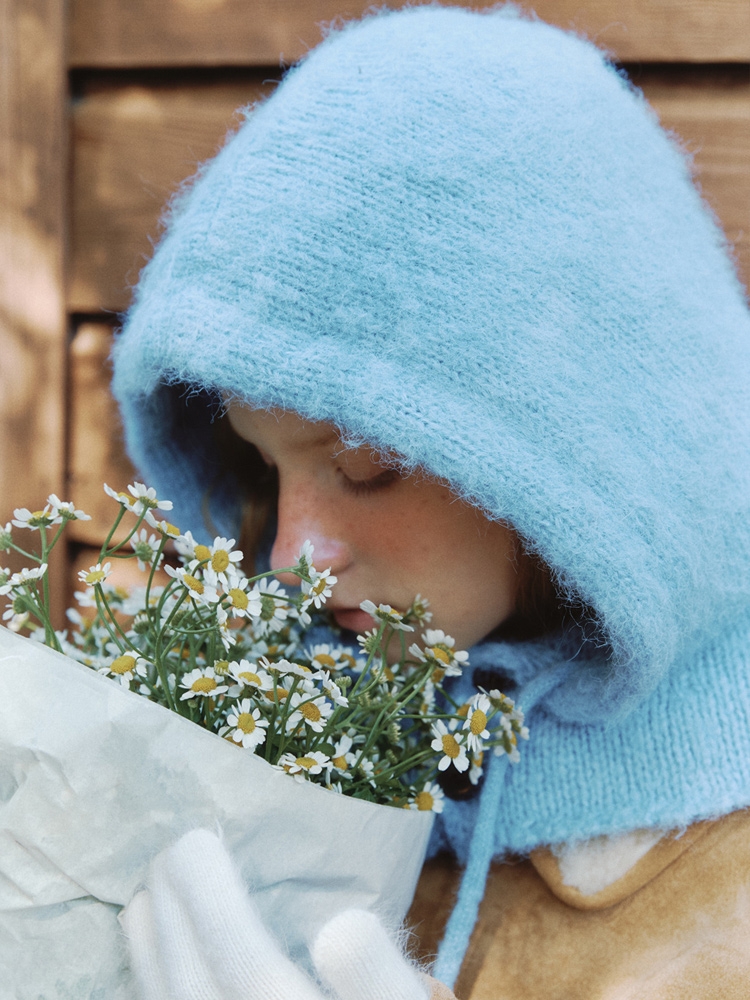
left=339, top=468, right=402, bottom=496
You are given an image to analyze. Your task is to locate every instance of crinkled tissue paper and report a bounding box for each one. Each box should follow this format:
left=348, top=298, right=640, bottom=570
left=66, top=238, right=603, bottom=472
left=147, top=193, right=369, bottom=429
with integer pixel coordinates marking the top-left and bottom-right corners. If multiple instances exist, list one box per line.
left=0, top=626, right=433, bottom=1000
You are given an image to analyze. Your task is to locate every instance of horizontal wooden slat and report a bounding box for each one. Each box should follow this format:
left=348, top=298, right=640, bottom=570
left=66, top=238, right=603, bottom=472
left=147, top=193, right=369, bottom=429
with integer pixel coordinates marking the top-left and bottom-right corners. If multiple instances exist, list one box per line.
left=70, top=79, right=270, bottom=312
left=68, top=322, right=138, bottom=545
left=71, top=72, right=750, bottom=313
left=69, top=0, right=750, bottom=68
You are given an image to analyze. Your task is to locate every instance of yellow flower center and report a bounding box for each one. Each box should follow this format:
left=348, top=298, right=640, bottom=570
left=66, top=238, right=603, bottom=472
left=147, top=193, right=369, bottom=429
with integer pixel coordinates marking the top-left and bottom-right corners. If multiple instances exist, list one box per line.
left=239, top=671, right=261, bottom=686
left=192, top=676, right=217, bottom=693
left=312, top=577, right=328, bottom=596
left=111, top=654, right=136, bottom=675
left=431, top=666, right=446, bottom=684
left=457, top=703, right=470, bottom=717
left=470, top=710, right=488, bottom=735
left=213, top=660, right=230, bottom=675
left=314, top=653, right=336, bottom=668
left=236, top=712, right=256, bottom=733
left=211, top=549, right=230, bottom=572
left=85, top=569, right=106, bottom=584
left=432, top=646, right=451, bottom=664
left=295, top=756, right=317, bottom=770
left=194, top=545, right=211, bottom=562
left=161, top=522, right=180, bottom=536
left=184, top=574, right=204, bottom=595
left=265, top=687, right=288, bottom=701
left=415, top=790, right=435, bottom=811
left=300, top=701, right=322, bottom=722
left=339, top=653, right=356, bottom=668
left=441, top=733, right=461, bottom=759
left=31, top=510, right=48, bottom=521
left=229, top=588, right=248, bottom=609
left=332, top=755, right=348, bottom=770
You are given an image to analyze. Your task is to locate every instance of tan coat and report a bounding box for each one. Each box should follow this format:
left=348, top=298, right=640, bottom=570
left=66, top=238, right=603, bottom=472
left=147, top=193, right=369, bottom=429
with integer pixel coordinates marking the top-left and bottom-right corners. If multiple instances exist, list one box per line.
left=413, top=809, right=750, bottom=1000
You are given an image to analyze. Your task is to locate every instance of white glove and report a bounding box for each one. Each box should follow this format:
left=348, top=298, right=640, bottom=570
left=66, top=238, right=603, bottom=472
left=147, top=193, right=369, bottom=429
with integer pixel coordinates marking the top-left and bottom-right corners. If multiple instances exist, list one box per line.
left=121, top=829, right=451, bottom=1000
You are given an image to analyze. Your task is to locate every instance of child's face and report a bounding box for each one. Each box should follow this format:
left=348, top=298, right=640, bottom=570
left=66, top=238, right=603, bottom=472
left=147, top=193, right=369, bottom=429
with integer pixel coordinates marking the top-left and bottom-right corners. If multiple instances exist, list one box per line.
left=227, top=405, right=522, bottom=650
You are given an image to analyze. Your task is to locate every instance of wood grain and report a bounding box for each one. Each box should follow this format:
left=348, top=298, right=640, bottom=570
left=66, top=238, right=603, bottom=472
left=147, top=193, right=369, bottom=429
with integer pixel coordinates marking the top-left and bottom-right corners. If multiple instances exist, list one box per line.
left=67, top=322, right=138, bottom=546
left=0, top=0, right=68, bottom=618
left=69, top=0, right=750, bottom=68
left=70, top=72, right=750, bottom=314
left=70, top=77, right=271, bottom=311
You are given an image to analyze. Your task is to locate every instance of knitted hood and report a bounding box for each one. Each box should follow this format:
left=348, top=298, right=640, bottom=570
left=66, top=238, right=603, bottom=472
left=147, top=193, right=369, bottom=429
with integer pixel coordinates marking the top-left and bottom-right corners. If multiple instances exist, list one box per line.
left=113, top=5, right=750, bottom=728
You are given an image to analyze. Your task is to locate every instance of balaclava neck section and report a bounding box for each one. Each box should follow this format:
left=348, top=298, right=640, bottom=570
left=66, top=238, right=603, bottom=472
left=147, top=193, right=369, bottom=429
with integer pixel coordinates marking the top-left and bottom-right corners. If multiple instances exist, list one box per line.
left=113, top=6, right=750, bottom=730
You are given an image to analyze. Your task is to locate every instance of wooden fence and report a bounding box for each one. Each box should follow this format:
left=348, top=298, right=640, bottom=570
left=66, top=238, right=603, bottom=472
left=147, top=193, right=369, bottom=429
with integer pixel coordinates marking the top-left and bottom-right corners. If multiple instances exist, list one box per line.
left=1, top=0, right=749, bottom=617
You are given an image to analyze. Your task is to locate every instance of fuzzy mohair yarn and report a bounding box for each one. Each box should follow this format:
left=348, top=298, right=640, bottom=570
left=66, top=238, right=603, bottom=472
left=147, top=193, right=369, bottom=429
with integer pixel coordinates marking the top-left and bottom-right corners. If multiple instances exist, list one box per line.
left=114, top=7, right=750, bottom=849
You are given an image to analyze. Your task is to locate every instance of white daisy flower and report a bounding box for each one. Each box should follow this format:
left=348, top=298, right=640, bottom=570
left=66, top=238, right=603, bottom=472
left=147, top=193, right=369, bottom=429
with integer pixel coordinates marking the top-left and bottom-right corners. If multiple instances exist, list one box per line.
left=431, top=720, right=469, bottom=772
left=192, top=536, right=243, bottom=584
left=406, top=593, right=433, bottom=625
left=3, top=606, right=30, bottom=631
left=164, top=564, right=219, bottom=606
left=416, top=629, right=469, bottom=679
left=12, top=506, right=60, bottom=529
left=173, top=529, right=200, bottom=562
left=328, top=734, right=357, bottom=775
left=263, top=656, right=315, bottom=684
left=98, top=652, right=149, bottom=688
left=179, top=666, right=229, bottom=701
left=255, top=579, right=292, bottom=633
left=220, top=699, right=269, bottom=749
left=355, top=756, right=378, bottom=786
left=296, top=539, right=315, bottom=576
left=277, top=751, right=330, bottom=782
left=301, top=567, right=337, bottom=608
left=77, top=562, right=111, bottom=587
left=156, top=520, right=182, bottom=538
left=315, top=670, right=349, bottom=707
left=285, top=690, right=333, bottom=733
left=47, top=495, right=91, bottom=522
left=8, top=563, right=48, bottom=587
left=463, top=693, right=492, bottom=753
left=0, top=569, right=12, bottom=597
left=223, top=578, right=262, bottom=619
left=411, top=781, right=445, bottom=813
left=103, top=483, right=140, bottom=512
left=305, top=643, right=340, bottom=671
left=130, top=528, right=163, bottom=571
left=0, top=523, right=12, bottom=551
left=228, top=660, right=273, bottom=692
left=357, top=629, right=380, bottom=655
left=126, top=483, right=174, bottom=526
left=359, top=600, right=414, bottom=632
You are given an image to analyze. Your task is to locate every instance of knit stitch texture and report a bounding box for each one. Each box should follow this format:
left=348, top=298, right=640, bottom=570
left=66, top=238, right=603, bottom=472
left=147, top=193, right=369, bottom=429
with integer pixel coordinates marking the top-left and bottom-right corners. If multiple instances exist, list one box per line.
left=113, top=6, right=750, bottom=852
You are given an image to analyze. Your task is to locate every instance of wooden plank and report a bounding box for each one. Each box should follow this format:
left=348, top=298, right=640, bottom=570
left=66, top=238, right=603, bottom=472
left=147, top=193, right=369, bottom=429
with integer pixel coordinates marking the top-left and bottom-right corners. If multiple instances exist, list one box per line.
left=67, top=322, right=138, bottom=547
left=70, top=72, right=750, bottom=314
left=0, top=0, right=68, bottom=620
left=69, top=0, right=750, bottom=68
left=644, top=76, right=750, bottom=292
left=70, top=78, right=270, bottom=312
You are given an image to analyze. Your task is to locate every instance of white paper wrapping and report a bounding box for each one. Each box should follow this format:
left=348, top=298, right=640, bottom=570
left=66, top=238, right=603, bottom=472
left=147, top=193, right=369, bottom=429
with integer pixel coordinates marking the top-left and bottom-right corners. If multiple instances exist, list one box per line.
left=0, top=626, right=433, bottom=1000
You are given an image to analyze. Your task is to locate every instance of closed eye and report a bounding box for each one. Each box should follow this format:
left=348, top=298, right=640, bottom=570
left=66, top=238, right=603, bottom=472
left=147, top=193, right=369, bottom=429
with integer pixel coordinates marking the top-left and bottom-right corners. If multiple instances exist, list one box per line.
left=339, top=468, right=402, bottom=496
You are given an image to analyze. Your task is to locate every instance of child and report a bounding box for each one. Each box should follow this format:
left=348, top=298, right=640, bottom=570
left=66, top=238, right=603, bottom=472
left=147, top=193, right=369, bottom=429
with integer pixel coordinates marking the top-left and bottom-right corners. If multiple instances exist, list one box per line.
left=113, top=5, right=750, bottom=997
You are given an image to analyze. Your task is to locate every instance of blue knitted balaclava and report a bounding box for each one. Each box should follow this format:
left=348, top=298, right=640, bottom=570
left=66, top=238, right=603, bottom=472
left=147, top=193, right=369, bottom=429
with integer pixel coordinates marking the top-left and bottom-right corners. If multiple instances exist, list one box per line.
left=114, top=5, right=750, bottom=865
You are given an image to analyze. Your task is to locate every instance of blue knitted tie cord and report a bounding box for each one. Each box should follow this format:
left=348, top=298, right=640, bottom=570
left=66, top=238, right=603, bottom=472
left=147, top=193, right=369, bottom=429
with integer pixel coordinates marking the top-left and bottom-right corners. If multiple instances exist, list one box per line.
left=433, top=663, right=572, bottom=990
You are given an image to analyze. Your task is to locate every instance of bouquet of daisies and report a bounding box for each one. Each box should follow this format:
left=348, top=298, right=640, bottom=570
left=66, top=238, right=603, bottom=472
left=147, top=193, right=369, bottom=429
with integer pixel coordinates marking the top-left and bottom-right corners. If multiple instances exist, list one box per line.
left=1, top=484, right=528, bottom=813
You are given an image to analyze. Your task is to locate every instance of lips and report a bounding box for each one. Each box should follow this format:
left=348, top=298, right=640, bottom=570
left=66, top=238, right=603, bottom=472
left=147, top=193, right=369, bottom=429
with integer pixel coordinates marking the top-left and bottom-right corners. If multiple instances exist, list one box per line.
left=331, top=608, right=377, bottom=633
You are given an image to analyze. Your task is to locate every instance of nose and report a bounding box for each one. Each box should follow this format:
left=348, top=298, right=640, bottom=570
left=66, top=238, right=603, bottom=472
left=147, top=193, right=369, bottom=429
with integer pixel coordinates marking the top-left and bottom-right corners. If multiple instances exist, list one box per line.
left=269, top=483, right=353, bottom=586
